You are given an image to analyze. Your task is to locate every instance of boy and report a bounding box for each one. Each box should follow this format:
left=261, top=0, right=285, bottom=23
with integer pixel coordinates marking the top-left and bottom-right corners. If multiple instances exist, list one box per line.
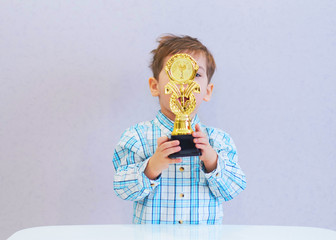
left=113, top=34, right=246, bottom=224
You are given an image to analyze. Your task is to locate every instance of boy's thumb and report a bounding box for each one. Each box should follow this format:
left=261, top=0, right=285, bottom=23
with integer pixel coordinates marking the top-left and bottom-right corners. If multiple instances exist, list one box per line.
left=195, top=124, right=201, bottom=132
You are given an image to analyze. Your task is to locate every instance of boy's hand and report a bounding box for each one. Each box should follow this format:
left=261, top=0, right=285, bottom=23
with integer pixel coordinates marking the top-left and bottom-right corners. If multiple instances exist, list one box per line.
left=145, top=136, right=182, bottom=180
left=193, top=124, right=218, bottom=173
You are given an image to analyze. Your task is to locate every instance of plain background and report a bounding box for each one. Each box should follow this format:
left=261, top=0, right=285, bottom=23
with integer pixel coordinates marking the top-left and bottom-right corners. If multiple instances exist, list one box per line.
left=1, top=0, right=335, bottom=239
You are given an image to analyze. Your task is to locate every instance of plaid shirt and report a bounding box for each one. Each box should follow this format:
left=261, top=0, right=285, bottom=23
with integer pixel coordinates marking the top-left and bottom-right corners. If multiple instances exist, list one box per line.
left=113, top=111, right=246, bottom=224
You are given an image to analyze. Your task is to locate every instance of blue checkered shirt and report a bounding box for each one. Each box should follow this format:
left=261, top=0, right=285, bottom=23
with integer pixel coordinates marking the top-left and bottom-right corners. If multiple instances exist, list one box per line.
left=113, top=111, right=246, bottom=224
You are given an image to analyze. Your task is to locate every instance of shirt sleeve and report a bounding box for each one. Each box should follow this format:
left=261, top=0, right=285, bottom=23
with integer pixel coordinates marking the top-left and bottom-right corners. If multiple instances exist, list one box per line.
left=202, top=128, right=246, bottom=202
left=112, top=127, right=160, bottom=201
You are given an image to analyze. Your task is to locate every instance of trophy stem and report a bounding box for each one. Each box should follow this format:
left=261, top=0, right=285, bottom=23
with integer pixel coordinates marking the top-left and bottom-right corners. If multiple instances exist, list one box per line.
left=172, top=114, right=192, bottom=135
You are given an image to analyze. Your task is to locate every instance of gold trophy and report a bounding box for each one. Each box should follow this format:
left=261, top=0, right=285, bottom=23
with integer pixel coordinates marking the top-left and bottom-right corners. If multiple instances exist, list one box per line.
left=165, top=53, right=202, bottom=158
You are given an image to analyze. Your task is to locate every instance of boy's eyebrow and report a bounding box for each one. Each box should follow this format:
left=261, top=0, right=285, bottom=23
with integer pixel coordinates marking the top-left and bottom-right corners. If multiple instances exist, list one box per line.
left=198, top=66, right=206, bottom=71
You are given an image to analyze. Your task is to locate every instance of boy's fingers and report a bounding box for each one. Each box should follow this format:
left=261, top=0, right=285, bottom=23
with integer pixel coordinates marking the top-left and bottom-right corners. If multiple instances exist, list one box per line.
left=170, top=158, right=182, bottom=164
left=160, top=140, right=180, bottom=150
left=195, top=143, right=206, bottom=149
left=157, top=136, right=169, bottom=146
left=195, top=124, right=201, bottom=132
left=192, top=131, right=206, bottom=138
left=163, top=146, right=181, bottom=156
left=194, top=137, right=208, bottom=144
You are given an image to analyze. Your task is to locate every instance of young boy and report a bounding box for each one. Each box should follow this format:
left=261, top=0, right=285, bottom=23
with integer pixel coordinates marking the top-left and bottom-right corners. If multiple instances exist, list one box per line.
left=113, top=34, right=246, bottom=224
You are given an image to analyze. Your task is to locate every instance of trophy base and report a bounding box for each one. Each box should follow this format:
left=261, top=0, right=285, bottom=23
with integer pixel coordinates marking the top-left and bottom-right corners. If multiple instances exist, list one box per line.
left=169, top=134, right=202, bottom=158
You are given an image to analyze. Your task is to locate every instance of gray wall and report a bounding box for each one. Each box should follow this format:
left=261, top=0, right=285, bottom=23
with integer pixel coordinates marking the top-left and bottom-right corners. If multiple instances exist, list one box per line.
left=1, top=0, right=335, bottom=239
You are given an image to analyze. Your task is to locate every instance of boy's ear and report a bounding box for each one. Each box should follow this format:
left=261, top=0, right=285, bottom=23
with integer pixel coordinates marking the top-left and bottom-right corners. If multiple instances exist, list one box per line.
left=149, top=77, right=160, bottom=97
left=203, top=83, right=214, bottom=102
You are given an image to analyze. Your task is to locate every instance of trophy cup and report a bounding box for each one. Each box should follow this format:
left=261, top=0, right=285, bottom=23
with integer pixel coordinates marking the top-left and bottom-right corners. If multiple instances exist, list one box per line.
left=165, top=53, right=202, bottom=158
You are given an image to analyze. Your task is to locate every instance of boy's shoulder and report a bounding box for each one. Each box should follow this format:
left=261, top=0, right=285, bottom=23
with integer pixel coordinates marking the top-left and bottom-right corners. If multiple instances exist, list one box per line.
left=199, top=123, right=235, bottom=145
left=200, top=122, right=229, bottom=137
left=127, top=120, right=153, bottom=131
left=120, top=119, right=155, bottom=138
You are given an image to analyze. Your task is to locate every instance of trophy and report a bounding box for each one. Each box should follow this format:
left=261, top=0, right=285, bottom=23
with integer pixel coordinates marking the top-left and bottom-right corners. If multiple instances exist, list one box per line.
left=165, top=53, right=202, bottom=158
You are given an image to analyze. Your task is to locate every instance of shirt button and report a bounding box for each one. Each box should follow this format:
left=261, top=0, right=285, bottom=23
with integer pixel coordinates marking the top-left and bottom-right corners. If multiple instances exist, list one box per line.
left=178, top=220, right=183, bottom=224
left=179, top=167, right=184, bottom=172
left=151, top=183, right=155, bottom=187
left=216, top=172, right=219, bottom=177
left=179, top=193, right=184, bottom=198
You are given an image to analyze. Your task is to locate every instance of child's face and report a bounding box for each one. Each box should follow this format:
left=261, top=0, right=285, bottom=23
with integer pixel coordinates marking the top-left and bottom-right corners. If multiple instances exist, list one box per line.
left=149, top=51, right=214, bottom=121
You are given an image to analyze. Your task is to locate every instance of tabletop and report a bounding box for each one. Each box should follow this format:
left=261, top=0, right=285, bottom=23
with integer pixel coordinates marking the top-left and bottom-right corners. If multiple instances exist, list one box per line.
left=8, top=224, right=336, bottom=240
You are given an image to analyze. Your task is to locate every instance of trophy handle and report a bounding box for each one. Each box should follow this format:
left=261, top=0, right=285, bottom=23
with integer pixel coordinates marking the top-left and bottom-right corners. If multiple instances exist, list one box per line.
left=185, top=81, right=201, bottom=97
left=165, top=82, right=185, bottom=115
left=164, top=82, right=180, bottom=95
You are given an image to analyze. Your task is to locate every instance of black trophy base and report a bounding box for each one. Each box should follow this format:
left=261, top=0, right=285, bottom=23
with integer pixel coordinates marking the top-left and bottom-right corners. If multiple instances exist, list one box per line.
left=169, top=134, right=202, bottom=158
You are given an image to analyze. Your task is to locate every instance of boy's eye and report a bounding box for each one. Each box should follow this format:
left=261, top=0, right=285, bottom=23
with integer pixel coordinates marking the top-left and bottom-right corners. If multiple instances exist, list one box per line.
left=196, top=73, right=201, bottom=77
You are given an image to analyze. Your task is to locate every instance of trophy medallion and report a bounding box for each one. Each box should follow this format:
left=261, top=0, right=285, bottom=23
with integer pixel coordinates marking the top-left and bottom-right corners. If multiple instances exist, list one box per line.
left=164, top=53, right=202, bottom=158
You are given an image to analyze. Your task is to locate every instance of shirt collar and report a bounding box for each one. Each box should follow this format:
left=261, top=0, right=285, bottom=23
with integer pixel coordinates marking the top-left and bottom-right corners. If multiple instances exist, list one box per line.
left=156, top=110, right=200, bottom=133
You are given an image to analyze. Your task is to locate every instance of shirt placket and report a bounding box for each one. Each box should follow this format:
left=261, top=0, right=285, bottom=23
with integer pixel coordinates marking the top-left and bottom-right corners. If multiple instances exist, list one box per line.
left=154, top=112, right=200, bottom=224
left=175, top=162, right=184, bottom=224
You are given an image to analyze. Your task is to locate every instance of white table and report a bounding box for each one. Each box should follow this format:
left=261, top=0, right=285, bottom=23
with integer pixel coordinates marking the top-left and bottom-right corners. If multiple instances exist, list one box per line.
left=8, top=224, right=336, bottom=240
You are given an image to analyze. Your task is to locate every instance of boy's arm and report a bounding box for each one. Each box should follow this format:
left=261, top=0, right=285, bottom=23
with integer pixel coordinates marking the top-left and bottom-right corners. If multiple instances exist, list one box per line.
left=195, top=126, right=246, bottom=202
left=112, top=128, right=160, bottom=201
